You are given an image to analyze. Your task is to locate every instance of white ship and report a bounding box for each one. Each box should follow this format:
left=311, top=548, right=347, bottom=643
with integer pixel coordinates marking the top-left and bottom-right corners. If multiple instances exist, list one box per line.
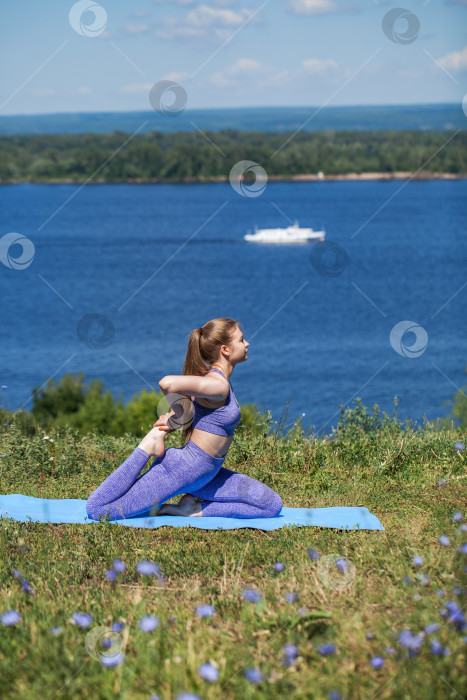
left=244, top=220, right=325, bottom=244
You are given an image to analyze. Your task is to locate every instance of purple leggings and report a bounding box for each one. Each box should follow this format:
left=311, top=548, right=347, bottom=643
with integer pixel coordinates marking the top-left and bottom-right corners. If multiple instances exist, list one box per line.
left=86, top=439, right=283, bottom=521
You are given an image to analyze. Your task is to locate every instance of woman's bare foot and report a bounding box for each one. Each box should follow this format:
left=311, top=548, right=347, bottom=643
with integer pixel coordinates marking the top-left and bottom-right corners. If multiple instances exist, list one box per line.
left=137, top=426, right=167, bottom=458
left=157, top=494, right=203, bottom=517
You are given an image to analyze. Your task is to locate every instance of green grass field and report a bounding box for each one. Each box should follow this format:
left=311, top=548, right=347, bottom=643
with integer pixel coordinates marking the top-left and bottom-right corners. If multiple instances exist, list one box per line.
left=0, top=405, right=466, bottom=700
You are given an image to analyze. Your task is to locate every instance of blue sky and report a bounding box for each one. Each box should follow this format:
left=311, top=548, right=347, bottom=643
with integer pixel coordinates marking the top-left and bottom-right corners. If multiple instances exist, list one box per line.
left=1, top=0, right=466, bottom=115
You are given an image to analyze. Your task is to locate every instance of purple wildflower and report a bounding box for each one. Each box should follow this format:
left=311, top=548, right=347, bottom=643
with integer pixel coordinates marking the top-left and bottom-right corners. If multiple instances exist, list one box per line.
left=460, top=524, right=467, bottom=532
left=273, top=562, right=284, bottom=572
left=283, top=643, right=298, bottom=659
left=317, top=643, right=336, bottom=656
left=198, top=662, right=219, bottom=681
left=328, top=693, right=342, bottom=700
left=307, top=548, right=320, bottom=561
left=136, top=561, right=160, bottom=576
left=335, top=558, right=347, bottom=573
left=453, top=512, right=463, bottom=522
left=444, top=601, right=466, bottom=630
left=244, top=668, right=262, bottom=682
left=436, top=589, right=446, bottom=597
left=439, top=535, right=450, bottom=546
left=1, top=610, right=21, bottom=626
left=20, top=578, right=35, bottom=595
left=398, top=630, right=424, bottom=651
left=241, top=588, right=262, bottom=603
left=366, top=633, right=375, bottom=640
left=385, top=646, right=395, bottom=654
left=112, top=558, right=126, bottom=573
left=460, top=544, right=467, bottom=555
left=454, top=442, right=465, bottom=451
left=51, top=626, right=63, bottom=635
left=424, top=623, right=439, bottom=635
left=139, top=616, right=159, bottom=632
left=195, top=604, right=215, bottom=618
left=72, top=612, right=93, bottom=628
left=370, top=657, right=384, bottom=669
left=101, top=651, right=125, bottom=667
left=175, top=695, right=200, bottom=700
left=285, top=592, right=299, bottom=603
left=429, top=639, right=443, bottom=655
left=112, top=622, right=125, bottom=632
left=105, top=570, right=117, bottom=581
left=412, top=555, right=423, bottom=566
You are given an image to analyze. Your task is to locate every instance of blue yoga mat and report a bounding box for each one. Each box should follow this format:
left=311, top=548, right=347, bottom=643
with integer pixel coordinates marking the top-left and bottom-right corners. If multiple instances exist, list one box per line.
left=0, top=494, right=384, bottom=531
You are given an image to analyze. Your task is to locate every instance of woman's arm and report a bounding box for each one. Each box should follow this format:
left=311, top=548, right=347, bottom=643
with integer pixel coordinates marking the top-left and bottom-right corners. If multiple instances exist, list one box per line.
left=159, top=373, right=228, bottom=401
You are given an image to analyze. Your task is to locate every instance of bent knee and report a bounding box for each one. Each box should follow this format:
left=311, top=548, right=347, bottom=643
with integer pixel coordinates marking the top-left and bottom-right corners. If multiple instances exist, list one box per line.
left=265, top=492, right=283, bottom=518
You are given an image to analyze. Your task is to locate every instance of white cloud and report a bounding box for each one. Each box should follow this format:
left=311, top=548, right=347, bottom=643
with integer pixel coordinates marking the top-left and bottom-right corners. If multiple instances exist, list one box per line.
left=31, top=88, right=55, bottom=97
left=186, top=4, right=253, bottom=27
left=162, top=71, right=191, bottom=82
left=72, top=86, right=92, bottom=95
left=302, top=57, right=339, bottom=75
left=123, top=24, right=151, bottom=35
left=154, top=3, right=258, bottom=41
left=208, top=58, right=289, bottom=88
left=119, top=83, right=154, bottom=94
left=287, top=0, right=339, bottom=15
left=438, top=45, right=467, bottom=71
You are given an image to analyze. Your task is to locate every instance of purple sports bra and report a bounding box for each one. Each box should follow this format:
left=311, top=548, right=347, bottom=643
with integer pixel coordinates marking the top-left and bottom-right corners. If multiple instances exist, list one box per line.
left=191, top=368, right=241, bottom=437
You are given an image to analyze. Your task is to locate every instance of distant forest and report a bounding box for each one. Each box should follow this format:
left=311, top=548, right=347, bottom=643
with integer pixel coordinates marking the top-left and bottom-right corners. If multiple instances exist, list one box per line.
left=0, top=130, right=465, bottom=182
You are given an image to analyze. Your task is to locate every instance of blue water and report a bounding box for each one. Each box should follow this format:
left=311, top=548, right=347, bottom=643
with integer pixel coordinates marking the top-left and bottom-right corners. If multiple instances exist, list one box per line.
left=1, top=180, right=466, bottom=436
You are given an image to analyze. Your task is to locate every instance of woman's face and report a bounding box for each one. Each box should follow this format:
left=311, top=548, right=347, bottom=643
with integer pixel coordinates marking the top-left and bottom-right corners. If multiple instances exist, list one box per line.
left=230, top=326, right=249, bottom=363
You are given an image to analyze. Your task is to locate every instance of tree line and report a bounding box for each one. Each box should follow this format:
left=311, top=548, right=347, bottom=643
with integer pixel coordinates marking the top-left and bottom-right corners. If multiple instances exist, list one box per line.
left=0, top=129, right=465, bottom=182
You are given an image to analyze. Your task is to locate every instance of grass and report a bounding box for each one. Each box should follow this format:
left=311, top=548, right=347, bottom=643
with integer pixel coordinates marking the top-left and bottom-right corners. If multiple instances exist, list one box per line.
left=0, top=403, right=466, bottom=700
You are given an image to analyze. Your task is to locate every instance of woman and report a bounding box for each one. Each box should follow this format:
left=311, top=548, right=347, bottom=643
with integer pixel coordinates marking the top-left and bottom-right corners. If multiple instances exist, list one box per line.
left=86, top=318, right=283, bottom=520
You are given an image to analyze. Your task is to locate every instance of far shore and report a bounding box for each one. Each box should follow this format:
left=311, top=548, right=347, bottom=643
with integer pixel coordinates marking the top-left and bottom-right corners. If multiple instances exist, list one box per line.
left=1, top=171, right=466, bottom=185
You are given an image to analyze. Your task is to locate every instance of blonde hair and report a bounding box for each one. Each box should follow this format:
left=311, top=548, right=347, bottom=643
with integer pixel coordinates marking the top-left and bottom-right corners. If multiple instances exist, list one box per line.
left=180, top=317, right=242, bottom=445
